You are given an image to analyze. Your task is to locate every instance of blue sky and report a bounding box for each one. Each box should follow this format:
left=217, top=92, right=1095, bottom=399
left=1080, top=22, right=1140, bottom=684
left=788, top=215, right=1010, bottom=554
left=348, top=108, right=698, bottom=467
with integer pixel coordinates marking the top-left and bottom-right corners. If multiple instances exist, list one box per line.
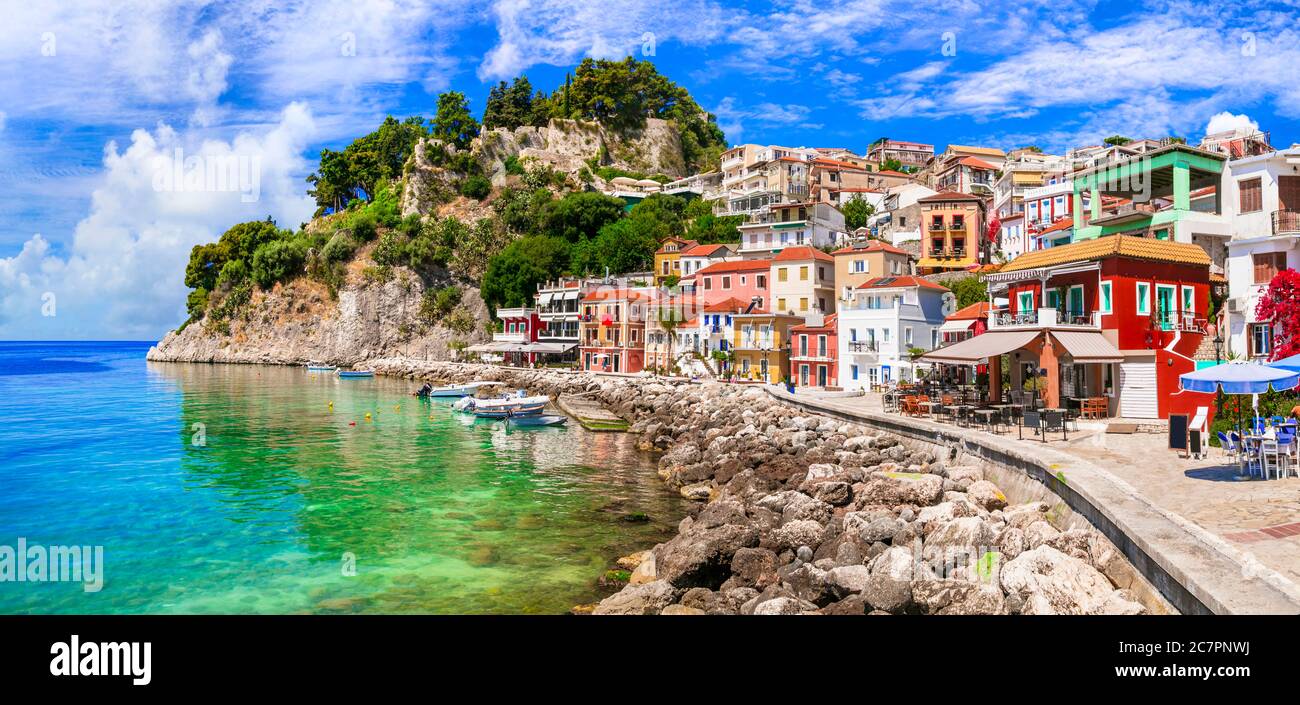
left=1, top=0, right=1298, bottom=339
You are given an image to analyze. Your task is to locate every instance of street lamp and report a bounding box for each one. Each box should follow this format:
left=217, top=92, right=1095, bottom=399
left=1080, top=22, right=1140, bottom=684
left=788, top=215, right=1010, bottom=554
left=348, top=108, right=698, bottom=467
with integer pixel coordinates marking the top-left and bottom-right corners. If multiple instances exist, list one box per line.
left=1214, top=331, right=1224, bottom=365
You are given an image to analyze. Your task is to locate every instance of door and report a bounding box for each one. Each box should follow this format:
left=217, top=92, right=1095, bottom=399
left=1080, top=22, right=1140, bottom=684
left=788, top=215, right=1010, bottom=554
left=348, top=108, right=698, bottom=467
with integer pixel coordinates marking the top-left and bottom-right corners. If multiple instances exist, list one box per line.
left=1156, top=285, right=1175, bottom=328
left=613, top=354, right=620, bottom=373
left=1119, top=361, right=1158, bottom=419
left=1280, top=176, right=1300, bottom=211
left=817, top=366, right=828, bottom=386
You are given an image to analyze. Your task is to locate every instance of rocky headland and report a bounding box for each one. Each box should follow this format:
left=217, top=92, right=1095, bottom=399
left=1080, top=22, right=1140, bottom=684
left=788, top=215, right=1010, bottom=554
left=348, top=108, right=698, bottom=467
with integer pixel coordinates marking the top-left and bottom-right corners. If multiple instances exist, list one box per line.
left=370, top=359, right=1153, bottom=616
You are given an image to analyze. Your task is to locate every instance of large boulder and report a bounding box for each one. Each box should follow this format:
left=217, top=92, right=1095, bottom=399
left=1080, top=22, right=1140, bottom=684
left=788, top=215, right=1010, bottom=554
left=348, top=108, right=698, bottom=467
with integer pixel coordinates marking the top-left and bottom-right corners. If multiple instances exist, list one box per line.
left=1000, top=545, right=1120, bottom=615
left=858, top=472, right=944, bottom=507
left=655, top=523, right=760, bottom=589
left=592, top=580, right=678, bottom=615
left=967, top=480, right=1008, bottom=511
left=771, top=520, right=827, bottom=551
left=729, top=547, right=779, bottom=589
left=863, top=546, right=926, bottom=613
left=921, top=517, right=998, bottom=566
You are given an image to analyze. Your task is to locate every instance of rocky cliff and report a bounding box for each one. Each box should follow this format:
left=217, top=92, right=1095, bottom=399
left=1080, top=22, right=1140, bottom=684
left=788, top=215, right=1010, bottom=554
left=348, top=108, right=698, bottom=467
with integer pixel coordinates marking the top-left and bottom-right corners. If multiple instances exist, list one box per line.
left=148, top=259, right=490, bottom=366
left=479, top=117, right=687, bottom=182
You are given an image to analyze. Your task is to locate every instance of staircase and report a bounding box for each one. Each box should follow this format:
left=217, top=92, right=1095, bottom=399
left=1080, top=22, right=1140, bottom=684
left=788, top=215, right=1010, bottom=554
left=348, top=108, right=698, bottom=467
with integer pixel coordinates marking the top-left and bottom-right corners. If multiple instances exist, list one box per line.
left=1192, top=334, right=1220, bottom=363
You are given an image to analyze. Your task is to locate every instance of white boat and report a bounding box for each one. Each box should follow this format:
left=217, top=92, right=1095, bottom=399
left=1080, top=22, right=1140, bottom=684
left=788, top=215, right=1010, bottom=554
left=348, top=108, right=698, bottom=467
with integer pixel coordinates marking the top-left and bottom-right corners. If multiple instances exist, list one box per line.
left=506, top=414, right=567, bottom=428
left=421, top=381, right=494, bottom=398
left=306, top=361, right=336, bottom=372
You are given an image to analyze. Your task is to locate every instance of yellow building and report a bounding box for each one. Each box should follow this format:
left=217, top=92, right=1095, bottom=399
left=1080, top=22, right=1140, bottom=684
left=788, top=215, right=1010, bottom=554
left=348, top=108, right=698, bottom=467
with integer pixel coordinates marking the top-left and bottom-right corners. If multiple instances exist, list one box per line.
left=730, top=309, right=803, bottom=383
left=831, top=239, right=913, bottom=293
left=915, top=191, right=986, bottom=274
left=653, top=237, right=699, bottom=286
left=769, top=245, right=837, bottom=315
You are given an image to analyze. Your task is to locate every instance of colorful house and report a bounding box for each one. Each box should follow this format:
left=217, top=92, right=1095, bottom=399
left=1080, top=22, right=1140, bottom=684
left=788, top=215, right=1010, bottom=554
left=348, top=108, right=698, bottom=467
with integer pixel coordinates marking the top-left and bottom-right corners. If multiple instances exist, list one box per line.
left=737, top=202, right=845, bottom=257
left=678, top=243, right=735, bottom=279
left=940, top=302, right=990, bottom=344
left=654, top=237, right=699, bottom=286
left=926, top=235, right=1213, bottom=419
left=769, top=245, right=837, bottom=316
left=579, top=288, right=649, bottom=374
left=694, top=259, right=771, bottom=309
left=916, top=191, right=987, bottom=273
left=643, top=291, right=695, bottom=374
left=838, top=275, right=952, bottom=389
left=832, top=239, right=912, bottom=293
left=487, top=306, right=542, bottom=366
left=730, top=309, right=803, bottom=383
left=790, top=313, right=838, bottom=388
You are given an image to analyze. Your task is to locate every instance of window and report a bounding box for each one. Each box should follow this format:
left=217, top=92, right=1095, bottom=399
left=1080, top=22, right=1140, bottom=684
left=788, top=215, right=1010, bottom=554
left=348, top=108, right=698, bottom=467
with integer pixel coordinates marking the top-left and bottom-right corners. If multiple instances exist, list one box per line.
left=703, top=277, right=712, bottom=290
left=1136, top=282, right=1151, bottom=315
left=1239, top=177, right=1263, bottom=213
left=898, top=216, right=906, bottom=227
left=883, top=328, right=891, bottom=343
left=756, top=274, right=767, bottom=289
left=817, top=335, right=827, bottom=357
left=1251, top=324, right=1272, bottom=358
left=817, top=297, right=826, bottom=312
left=1181, top=286, right=1195, bottom=315
left=818, top=266, right=826, bottom=280
left=851, top=364, right=859, bottom=381
left=1156, top=284, right=1176, bottom=324
left=800, top=297, right=809, bottom=311
left=799, top=336, right=808, bottom=356
left=778, top=268, right=788, bottom=282
left=777, top=297, right=787, bottom=311
left=1254, top=252, right=1286, bottom=284
left=740, top=275, right=746, bottom=285
left=722, top=276, right=731, bottom=289
left=852, top=259, right=866, bottom=273
left=800, top=266, right=809, bottom=281
left=904, top=327, right=913, bottom=345
left=1018, top=290, right=1035, bottom=313
left=1099, top=281, right=1113, bottom=314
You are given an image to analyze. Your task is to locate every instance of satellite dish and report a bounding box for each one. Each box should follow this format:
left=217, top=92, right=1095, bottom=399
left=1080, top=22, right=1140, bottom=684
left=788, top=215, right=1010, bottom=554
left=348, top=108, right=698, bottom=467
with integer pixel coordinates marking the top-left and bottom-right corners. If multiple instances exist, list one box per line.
left=941, top=292, right=957, bottom=316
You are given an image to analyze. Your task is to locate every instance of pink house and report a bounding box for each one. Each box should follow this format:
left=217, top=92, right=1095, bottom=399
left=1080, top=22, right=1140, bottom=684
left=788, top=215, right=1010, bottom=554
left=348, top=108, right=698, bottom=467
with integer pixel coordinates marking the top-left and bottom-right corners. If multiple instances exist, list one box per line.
left=694, top=259, right=771, bottom=309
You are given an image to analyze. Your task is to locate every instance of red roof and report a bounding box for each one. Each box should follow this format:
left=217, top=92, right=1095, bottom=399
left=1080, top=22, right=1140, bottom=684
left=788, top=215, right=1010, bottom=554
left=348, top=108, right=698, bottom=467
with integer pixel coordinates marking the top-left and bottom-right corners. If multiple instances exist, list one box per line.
left=1040, top=219, right=1074, bottom=234
left=854, top=275, right=949, bottom=292
left=696, top=259, right=772, bottom=276
left=655, top=238, right=698, bottom=255
left=918, top=191, right=985, bottom=203
left=955, top=156, right=998, bottom=170
left=831, top=240, right=909, bottom=256
left=581, top=288, right=649, bottom=303
left=947, top=302, right=990, bottom=321
left=773, top=245, right=834, bottom=263
left=681, top=243, right=731, bottom=257
left=791, top=313, right=838, bottom=333
left=703, top=297, right=751, bottom=313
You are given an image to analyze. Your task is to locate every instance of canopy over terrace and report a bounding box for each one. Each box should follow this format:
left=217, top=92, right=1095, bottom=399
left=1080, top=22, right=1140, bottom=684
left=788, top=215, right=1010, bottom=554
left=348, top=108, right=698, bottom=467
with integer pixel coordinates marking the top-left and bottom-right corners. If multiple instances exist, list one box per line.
left=920, top=328, right=1122, bottom=408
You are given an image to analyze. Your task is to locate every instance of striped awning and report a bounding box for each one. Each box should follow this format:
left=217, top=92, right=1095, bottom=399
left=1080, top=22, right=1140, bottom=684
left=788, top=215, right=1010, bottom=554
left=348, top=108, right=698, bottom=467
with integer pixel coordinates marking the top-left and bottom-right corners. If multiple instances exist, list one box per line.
left=938, top=319, right=975, bottom=334
left=1050, top=330, right=1124, bottom=363
left=920, top=330, right=1042, bottom=364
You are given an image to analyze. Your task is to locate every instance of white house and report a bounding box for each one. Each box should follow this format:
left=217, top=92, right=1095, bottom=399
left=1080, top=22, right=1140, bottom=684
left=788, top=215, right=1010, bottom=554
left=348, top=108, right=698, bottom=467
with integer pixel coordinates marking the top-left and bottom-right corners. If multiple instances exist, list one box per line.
left=1223, top=145, right=1300, bottom=359
left=837, top=275, right=954, bottom=389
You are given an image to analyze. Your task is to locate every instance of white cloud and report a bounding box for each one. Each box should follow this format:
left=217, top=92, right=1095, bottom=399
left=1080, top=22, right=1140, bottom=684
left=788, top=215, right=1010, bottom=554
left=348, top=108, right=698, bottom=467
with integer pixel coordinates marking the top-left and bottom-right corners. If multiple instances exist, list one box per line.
left=0, top=104, right=318, bottom=339
left=1205, top=111, right=1260, bottom=136
left=478, top=0, right=730, bottom=80
left=713, top=97, right=822, bottom=141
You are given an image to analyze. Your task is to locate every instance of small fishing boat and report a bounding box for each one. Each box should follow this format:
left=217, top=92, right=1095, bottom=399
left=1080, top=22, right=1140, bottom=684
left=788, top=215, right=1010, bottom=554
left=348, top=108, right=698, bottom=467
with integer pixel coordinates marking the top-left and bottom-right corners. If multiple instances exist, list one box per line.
left=306, top=361, right=336, bottom=372
left=473, top=401, right=547, bottom=419
left=337, top=369, right=374, bottom=379
left=506, top=414, right=567, bottom=428
left=452, top=396, right=477, bottom=413
left=418, top=381, right=493, bottom=398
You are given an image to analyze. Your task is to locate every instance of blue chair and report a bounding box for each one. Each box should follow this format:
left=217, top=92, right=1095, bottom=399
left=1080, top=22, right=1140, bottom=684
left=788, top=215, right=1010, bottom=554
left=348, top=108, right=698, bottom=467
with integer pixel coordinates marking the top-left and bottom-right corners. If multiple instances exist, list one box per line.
left=1272, top=416, right=1287, bottom=427
left=1252, top=418, right=1267, bottom=435
left=1218, top=431, right=1237, bottom=462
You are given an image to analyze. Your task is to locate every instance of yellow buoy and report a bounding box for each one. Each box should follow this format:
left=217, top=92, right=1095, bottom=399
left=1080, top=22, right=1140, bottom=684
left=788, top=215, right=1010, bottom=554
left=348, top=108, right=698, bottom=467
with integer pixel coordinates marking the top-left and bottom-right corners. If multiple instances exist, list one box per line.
left=365, top=412, right=372, bottom=422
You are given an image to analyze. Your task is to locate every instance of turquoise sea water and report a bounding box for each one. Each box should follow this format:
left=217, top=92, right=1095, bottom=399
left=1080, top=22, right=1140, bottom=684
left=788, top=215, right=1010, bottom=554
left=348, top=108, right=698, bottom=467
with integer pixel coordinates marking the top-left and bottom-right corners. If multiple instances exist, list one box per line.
left=0, top=341, right=684, bottom=614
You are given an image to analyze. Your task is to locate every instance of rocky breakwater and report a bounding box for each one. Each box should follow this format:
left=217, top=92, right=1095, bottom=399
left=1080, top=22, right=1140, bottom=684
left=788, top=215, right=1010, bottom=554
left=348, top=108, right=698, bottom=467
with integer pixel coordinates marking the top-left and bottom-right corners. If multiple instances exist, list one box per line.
left=365, top=360, right=1147, bottom=616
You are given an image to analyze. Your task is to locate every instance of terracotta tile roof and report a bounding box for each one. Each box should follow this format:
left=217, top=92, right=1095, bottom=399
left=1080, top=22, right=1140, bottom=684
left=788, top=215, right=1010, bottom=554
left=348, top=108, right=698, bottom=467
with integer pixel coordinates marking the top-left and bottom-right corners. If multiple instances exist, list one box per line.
left=998, top=235, right=1211, bottom=273
left=831, top=240, right=910, bottom=256
left=947, top=145, right=1006, bottom=157
left=1210, top=272, right=1228, bottom=283
left=1039, top=219, right=1074, bottom=234
left=696, top=259, right=772, bottom=275
left=703, top=297, right=752, bottom=313
left=681, top=243, right=732, bottom=257
left=773, top=245, right=834, bottom=263
left=854, top=275, right=950, bottom=292
left=791, top=313, right=838, bottom=332
left=947, top=302, right=990, bottom=321
left=955, top=156, right=998, bottom=170
left=918, top=191, right=985, bottom=203
left=874, top=170, right=912, bottom=178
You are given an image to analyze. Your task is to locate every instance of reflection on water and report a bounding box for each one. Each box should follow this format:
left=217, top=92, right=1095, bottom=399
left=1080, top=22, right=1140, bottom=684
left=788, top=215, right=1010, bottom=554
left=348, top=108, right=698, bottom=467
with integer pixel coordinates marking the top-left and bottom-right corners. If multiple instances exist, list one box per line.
left=0, top=343, right=683, bottom=614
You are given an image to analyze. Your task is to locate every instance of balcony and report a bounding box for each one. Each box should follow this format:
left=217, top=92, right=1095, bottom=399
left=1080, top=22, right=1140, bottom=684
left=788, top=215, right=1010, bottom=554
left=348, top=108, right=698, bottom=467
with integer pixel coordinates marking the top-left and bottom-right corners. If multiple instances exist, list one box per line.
left=736, top=337, right=776, bottom=351
left=928, top=221, right=946, bottom=232
left=989, top=308, right=1101, bottom=329
left=930, top=249, right=968, bottom=261
left=493, top=331, right=528, bottom=343
left=949, top=221, right=966, bottom=231
left=1156, top=314, right=1208, bottom=334
left=1273, top=209, right=1300, bottom=235
left=847, top=340, right=878, bottom=353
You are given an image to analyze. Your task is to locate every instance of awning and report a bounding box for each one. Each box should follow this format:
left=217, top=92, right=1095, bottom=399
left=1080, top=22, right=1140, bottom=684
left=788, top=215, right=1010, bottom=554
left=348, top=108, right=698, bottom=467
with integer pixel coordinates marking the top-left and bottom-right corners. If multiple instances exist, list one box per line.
left=939, top=319, right=976, bottom=334
left=537, top=292, right=554, bottom=306
left=1050, top=331, right=1124, bottom=363
left=466, top=343, right=495, bottom=352
left=920, top=330, right=1042, bottom=364
left=561, top=290, right=580, bottom=300
left=522, top=342, right=576, bottom=354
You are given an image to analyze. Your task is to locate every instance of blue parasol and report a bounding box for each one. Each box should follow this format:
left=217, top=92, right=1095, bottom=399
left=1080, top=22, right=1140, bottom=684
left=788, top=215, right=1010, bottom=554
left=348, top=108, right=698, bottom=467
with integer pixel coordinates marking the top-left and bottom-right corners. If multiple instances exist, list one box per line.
left=1179, top=363, right=1300, bottom=394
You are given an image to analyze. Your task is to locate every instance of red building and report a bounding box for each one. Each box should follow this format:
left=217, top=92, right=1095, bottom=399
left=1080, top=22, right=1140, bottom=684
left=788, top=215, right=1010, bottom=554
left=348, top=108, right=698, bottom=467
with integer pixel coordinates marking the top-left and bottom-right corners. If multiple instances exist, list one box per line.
left=493, top=306, right=542, bottom=366
left=925, top=235, right=1214, bottom=419
left=789, top=314, right=838, bottom=388
left=940, top=302, right=990, bottom=343
left=694, top=259, right=772, bottom=309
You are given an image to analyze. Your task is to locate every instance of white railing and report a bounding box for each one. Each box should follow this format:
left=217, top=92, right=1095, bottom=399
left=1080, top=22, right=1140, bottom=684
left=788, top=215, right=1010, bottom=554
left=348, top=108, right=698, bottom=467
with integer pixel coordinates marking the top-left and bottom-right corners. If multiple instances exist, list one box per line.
left=988, top=308, right=1102, bottom=329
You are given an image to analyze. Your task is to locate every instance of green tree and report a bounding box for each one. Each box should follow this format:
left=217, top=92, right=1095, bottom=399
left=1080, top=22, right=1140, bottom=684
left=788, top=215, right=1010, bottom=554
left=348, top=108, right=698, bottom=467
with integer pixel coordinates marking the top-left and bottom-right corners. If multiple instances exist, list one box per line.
left=949, top=276, right=989, bottom=309
left=460, top=174, right=492, bottom=200
left=250, top=239, right=308, bottom=289
left=1103, top=135, right=1132, bottom=146
left=306, top=116, right=428, bottom=215
left=481, top=235, right=572, bottom=311
left=432, top=91, right=480, bottom=150
left=542, top=191, right=626, bottom=242
left=842, top=196, right=875, bottom=230
left=483, top=77, right=537, bottom=130
left=882, top=158, right=904, bottom=173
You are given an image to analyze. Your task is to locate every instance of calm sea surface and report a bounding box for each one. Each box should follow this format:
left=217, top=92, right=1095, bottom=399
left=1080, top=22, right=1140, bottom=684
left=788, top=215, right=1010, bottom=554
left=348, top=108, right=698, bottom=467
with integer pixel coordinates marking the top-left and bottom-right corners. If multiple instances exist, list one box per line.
left=0, top=341, right=684, bottom=614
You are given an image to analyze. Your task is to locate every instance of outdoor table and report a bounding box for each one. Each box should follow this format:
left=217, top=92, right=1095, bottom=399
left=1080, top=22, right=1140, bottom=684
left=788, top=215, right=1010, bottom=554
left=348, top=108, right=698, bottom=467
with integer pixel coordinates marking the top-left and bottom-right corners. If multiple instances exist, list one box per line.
left=918, top=401, right=940, bottom=418
left=971, top=409, right=999, bottom=432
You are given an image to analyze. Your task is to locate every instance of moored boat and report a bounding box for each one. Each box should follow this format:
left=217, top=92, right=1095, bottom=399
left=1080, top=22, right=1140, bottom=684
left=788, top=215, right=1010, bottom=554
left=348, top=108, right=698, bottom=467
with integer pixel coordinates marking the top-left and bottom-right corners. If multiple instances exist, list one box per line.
left=337, top=369, right=374, bottom=379
left=419, top=381, right=495, bottom=398
left=473, top=401, right=547, bottom=419
left=306, top=361, right=336, bottom=372
left=505, top=414, right=567, bottom=428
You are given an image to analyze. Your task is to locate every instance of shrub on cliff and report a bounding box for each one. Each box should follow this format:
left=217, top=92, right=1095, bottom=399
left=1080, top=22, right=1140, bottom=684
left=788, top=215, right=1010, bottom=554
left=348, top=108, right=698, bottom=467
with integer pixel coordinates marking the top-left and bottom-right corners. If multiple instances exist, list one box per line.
left=542, top=191, right=626, bottom=242
left=460, top=174, right=491, bottom=200
left=371, top=230, right=409, bottom=267
left=322, top=232, right=359, bottom=263
left=481, top=235, right=570, bottom=311
left=251, top=239, right=308, bottom=289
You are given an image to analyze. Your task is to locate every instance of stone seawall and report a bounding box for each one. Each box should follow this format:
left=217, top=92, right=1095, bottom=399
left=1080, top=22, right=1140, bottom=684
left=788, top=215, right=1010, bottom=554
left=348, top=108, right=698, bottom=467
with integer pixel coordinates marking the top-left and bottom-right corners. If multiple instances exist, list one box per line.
left=371, top=359, right=1151, bottom=616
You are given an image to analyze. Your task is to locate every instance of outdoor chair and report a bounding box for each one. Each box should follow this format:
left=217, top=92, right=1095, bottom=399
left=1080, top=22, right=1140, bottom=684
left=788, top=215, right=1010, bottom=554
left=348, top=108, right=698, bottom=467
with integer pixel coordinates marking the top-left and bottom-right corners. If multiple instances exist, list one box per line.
left=1043, top=410, right=1068, bottom=442
left=1261, top=440, right=1288, bottom=480
left=1218, top=432, right=1239, bottom=465
left=1021, top=410, right=1042, bottom=441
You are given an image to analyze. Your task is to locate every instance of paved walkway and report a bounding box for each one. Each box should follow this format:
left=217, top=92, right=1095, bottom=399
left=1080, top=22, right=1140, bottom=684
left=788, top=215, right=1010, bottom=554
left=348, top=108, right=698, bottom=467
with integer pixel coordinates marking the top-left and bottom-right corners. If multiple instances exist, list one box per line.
left=770, top=388, right=1300, bottom=614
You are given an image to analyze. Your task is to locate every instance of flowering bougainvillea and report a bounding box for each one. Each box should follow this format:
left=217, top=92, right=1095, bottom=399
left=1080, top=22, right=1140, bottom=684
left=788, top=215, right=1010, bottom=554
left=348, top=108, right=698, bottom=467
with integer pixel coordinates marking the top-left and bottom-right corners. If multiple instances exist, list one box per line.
left=1254, top=268, right=1300, bottom=360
